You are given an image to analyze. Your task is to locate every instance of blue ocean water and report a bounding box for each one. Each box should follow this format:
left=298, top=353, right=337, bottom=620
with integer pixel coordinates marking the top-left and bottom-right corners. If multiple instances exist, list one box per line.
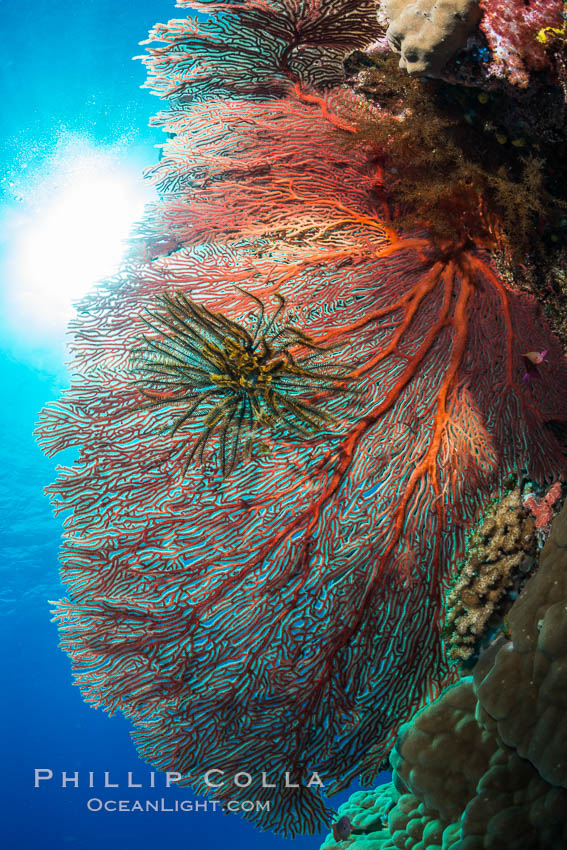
left=0, top=3, right=388, bottom=847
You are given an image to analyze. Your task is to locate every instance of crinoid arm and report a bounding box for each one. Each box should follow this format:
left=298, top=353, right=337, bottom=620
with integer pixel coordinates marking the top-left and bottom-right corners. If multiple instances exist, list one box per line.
left=130, top=288, right=356, bottom=475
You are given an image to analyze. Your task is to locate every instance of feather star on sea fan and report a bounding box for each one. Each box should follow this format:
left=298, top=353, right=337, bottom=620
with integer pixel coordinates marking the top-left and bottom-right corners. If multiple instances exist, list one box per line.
left=131, top=289, right=355, bottom=475
left=36, top=0, right=567, bottom=838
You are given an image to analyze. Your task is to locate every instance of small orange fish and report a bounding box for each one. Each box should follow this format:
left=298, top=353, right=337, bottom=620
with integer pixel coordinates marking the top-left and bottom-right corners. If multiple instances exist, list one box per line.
left=523, top=350, right=548, bottom=365
left=522, top=350, right=549, bottom=382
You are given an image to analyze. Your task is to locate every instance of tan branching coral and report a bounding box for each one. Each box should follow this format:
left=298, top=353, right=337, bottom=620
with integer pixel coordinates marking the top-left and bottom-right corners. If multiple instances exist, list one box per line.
left=443, top=488, right=537, bottom=661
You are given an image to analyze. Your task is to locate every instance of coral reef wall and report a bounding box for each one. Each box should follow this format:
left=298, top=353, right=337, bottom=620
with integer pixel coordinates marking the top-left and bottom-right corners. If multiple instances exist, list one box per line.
left=36, top=0, right=567, bottom=837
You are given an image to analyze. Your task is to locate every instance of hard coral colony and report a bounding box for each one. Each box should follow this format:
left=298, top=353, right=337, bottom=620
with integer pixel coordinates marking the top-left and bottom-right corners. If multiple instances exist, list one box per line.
left=322, top=501, right=567, bottom=848
left=36, top=0, right=567, bottom=839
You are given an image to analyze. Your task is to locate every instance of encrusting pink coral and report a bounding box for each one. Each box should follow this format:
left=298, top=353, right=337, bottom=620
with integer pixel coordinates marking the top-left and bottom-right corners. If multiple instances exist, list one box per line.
left=524, top=480, right=563, bottom=530
left=480, top=0, right=564, bottom=87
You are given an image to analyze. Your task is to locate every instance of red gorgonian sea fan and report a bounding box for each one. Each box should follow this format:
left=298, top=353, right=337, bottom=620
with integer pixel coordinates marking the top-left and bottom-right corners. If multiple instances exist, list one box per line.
left=36, top=0, right=567, bottom=837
